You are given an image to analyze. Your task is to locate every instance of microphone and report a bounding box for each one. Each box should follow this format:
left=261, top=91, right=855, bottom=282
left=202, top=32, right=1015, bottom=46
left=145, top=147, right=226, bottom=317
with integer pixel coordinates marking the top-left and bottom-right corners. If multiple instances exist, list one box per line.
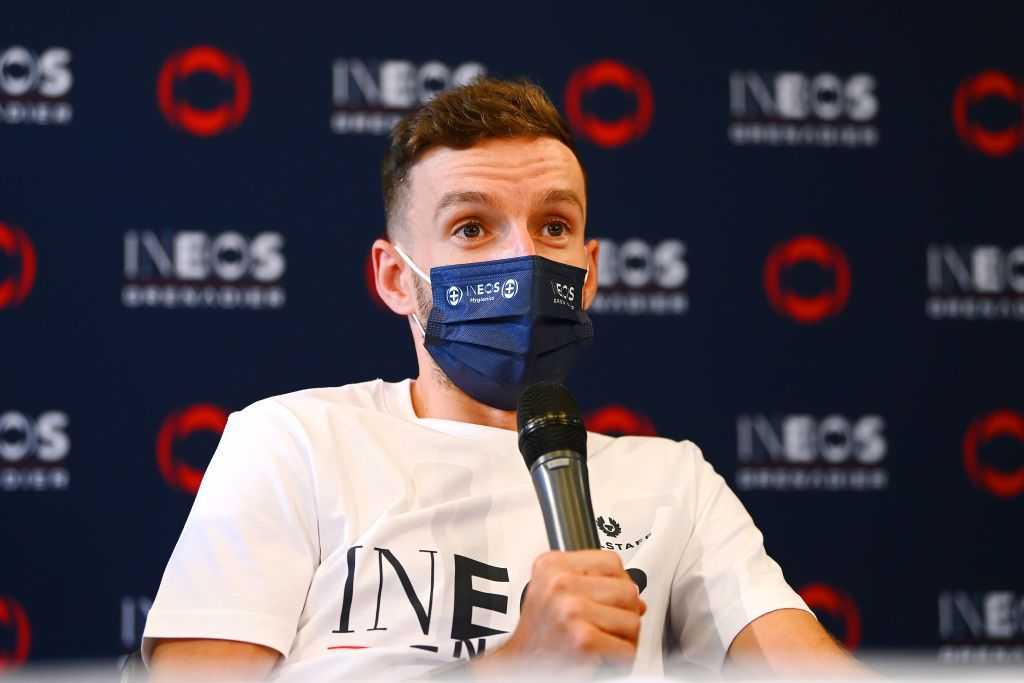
left=517, top=382, right=600, bottom=551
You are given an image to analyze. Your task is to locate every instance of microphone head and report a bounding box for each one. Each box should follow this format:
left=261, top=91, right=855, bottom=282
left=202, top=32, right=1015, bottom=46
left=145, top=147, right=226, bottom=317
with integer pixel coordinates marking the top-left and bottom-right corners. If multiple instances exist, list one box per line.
left=516, top=382, right=587, bottom=468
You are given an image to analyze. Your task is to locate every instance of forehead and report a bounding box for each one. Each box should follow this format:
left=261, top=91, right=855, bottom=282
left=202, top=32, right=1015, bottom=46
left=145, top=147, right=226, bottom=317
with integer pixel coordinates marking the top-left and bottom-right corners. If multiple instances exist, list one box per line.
left=406, top=137, right=586, bottom=213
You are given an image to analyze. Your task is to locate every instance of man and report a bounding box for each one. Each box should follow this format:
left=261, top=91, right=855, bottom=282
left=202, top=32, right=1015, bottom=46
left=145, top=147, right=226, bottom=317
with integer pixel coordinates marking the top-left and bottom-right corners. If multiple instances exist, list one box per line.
left=144, top=78, right=864, bottom=680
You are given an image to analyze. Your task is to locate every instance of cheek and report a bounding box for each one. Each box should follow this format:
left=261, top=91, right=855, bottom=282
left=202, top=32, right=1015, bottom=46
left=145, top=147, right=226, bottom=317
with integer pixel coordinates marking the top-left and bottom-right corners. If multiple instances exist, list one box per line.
left=413, top=277, right=433, bottom=318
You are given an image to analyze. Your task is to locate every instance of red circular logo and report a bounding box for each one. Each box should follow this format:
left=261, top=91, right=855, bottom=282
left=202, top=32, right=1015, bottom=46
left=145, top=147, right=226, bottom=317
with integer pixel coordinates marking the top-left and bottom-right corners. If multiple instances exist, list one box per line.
left=963, top=409, right=1024, bottom=499
left=157, top=46, right=251, bottom=137
left=565, top=60, right=654, bottom=148
left=0, top=596, right=31, bottom=673
left=583, top=405, right=657, bottom=436
left=953, top=71, right=1024, bottom=157
left=764, top=235, right=851, bottom=324
left=156, top=404, right=229, bottom=495
left=798, top=583, right=861, bottom=650
left=0, top=222, right=36, bottom=310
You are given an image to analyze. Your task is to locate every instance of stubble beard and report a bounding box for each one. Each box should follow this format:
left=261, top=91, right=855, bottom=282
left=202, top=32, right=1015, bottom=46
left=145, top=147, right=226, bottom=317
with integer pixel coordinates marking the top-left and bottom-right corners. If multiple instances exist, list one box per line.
left=413, top=277, right=455, bottom=391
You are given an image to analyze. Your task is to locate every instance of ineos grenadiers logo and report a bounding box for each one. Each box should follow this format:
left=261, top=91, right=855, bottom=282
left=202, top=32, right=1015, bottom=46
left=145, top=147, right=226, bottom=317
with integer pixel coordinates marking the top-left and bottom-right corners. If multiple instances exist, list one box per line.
left=446, top=286, right=462, bottom=306
left=564, top=60, right=654, bottom=148
left=593, top=238, right=688, bottom=316
left=0, top=45, right=73, bottom=125
left=0, top=411, right=70, bottom=492
left=938, top=590, right=1024, bottom=663
left=0, top=595, right=31, bottom=672
left=962, top=409, right=1024, bottom=499
left=156, top=404, right=229, bottom=495
left=736, top=413, right=888, bottom=491
left=157, top=46, right=251, bottom=137
left=122, top=230, right=286, bottom=309
left=764, top=235, right=851, bottom=324
left=729, top=70, right=879, bottom=148
left=332, top=58, right=486, bottom=135
left=953, top=71, right=1024, bottom=156
left=0, top=222, right=37, bottom=310
left=926, top=244, right=1024, bottom=321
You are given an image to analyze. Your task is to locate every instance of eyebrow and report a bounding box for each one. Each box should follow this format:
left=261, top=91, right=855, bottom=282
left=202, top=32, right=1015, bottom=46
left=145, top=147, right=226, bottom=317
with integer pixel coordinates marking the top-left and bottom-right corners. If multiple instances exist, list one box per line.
left=433, top=188, right=585, bottom=221
left=433, top=191, right=501, bottom=221
left=535, top=188, right=585, bottom=218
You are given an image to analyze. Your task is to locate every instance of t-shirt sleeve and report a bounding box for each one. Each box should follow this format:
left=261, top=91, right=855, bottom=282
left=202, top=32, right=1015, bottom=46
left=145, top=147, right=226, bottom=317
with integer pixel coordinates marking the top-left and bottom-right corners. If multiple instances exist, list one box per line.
left=141, top=401, right=319, bottom=665
left=668, top=442, right=811, bottom=671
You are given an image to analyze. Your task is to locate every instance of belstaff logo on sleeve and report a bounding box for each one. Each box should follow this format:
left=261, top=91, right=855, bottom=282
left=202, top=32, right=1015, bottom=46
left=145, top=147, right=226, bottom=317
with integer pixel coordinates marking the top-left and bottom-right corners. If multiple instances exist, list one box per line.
left=595, top=516, right=622, bottom=538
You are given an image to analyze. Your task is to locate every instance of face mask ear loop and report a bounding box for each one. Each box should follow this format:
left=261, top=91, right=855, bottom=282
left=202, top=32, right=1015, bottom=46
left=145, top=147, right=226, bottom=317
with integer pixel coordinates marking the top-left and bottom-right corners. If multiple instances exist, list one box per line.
left=409, top=312, right=427, bottom=337
left=582, top=263, right=590, bottom=308
left=392, top=244, right=430, bottom=338
left=392, top=244, right=431, bottom=284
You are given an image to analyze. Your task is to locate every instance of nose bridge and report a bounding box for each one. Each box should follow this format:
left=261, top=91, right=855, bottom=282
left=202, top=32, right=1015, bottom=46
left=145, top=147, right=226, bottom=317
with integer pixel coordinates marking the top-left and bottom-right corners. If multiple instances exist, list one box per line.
left=507, top=218, right=536, bottom=256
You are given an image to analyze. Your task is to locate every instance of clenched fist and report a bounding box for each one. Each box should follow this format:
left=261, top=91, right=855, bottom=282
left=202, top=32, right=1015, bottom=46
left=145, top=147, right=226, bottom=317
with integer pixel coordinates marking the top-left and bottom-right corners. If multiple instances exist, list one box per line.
left=472, top=550, right=645, bottom=675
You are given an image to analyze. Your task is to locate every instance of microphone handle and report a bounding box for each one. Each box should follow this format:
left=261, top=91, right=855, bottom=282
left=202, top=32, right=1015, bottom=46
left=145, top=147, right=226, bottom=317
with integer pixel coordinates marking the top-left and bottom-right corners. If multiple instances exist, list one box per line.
left=529, top=450, right=600, bottom=551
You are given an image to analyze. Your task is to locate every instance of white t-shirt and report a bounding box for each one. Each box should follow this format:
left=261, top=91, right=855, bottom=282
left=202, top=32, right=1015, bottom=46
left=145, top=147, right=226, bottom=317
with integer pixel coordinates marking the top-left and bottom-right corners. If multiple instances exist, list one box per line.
left=142, top=379, right=809, bottom=679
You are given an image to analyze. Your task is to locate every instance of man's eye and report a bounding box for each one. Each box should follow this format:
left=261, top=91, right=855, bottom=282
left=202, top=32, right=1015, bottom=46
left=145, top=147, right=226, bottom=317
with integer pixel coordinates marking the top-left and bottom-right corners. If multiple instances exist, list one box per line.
left=544, top=221, right=568, bottom=237
left=456, top=223, right=482, bottom=239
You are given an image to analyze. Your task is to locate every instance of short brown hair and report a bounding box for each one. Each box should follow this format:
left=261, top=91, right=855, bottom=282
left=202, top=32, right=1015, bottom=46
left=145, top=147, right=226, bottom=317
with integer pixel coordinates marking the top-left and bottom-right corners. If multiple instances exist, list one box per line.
left=381, top=77, right=584, bottom=238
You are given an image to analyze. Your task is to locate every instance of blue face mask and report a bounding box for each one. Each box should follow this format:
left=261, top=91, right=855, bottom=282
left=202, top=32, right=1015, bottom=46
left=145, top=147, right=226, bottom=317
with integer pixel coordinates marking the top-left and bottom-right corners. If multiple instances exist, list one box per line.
left=394, top=246, right=594, bottom=410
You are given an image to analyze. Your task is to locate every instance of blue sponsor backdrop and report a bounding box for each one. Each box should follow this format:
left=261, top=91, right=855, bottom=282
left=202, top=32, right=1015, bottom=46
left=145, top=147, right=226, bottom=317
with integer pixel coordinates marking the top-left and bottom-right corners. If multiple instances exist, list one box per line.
left=1, top=0, right=1022, bottom=670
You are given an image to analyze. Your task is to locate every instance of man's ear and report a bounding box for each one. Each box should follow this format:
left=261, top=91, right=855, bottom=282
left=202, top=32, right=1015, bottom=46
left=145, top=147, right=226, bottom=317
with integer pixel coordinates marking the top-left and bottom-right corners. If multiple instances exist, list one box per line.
left=582, top=238, right=599, bottom=310
left=371, top=239, right=418, bottom=316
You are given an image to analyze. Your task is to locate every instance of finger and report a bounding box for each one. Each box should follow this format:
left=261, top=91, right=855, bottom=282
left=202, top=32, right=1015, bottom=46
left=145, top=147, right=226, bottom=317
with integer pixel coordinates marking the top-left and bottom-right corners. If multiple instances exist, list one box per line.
left=569, top=575, right=645, bottom=612
left=569, top=621, right=638, bottom=663
left=578, top=601, right=643, bottom=643
left=534, top=549, right=625, bottom=578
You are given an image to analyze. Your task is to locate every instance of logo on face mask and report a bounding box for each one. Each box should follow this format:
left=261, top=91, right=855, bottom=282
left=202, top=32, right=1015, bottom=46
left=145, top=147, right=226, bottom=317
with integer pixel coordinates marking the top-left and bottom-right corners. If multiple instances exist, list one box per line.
left=550, top=280, right=576, bottom=306
left=502, top=279, right=518, bottom=299
left=446, top=286, right=462, bottom=306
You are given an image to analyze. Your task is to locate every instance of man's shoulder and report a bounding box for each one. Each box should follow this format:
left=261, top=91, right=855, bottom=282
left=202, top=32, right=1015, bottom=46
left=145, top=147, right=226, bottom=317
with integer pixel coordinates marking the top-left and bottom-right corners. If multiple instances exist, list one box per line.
left=237, top=378, right=408, bottom=423
left=589, top=432, right=705, bottom=462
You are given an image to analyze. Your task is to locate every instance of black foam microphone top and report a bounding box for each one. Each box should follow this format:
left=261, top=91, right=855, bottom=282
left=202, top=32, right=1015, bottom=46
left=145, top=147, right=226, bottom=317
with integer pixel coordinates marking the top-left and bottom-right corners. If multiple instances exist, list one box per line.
left=516, top=382, right=587, bottom=468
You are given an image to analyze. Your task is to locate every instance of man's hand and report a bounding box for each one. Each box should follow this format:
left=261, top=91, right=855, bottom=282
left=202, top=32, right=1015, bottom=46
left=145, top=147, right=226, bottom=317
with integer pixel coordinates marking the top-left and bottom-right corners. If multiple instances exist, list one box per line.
left=471, top=550, right=646, bottom=676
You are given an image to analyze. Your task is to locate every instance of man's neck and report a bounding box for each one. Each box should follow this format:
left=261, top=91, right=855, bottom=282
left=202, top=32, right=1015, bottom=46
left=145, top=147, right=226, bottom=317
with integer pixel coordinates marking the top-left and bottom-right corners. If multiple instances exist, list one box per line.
left=409, top=374, right=517, bottom=431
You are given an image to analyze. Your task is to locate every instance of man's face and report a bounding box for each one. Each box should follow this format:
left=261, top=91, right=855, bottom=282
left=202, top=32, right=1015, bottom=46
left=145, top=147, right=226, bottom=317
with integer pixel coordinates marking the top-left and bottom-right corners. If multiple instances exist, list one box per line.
left=398, top=136, right=593, bottom=319
left=376, top=134, right=599, bottom=399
